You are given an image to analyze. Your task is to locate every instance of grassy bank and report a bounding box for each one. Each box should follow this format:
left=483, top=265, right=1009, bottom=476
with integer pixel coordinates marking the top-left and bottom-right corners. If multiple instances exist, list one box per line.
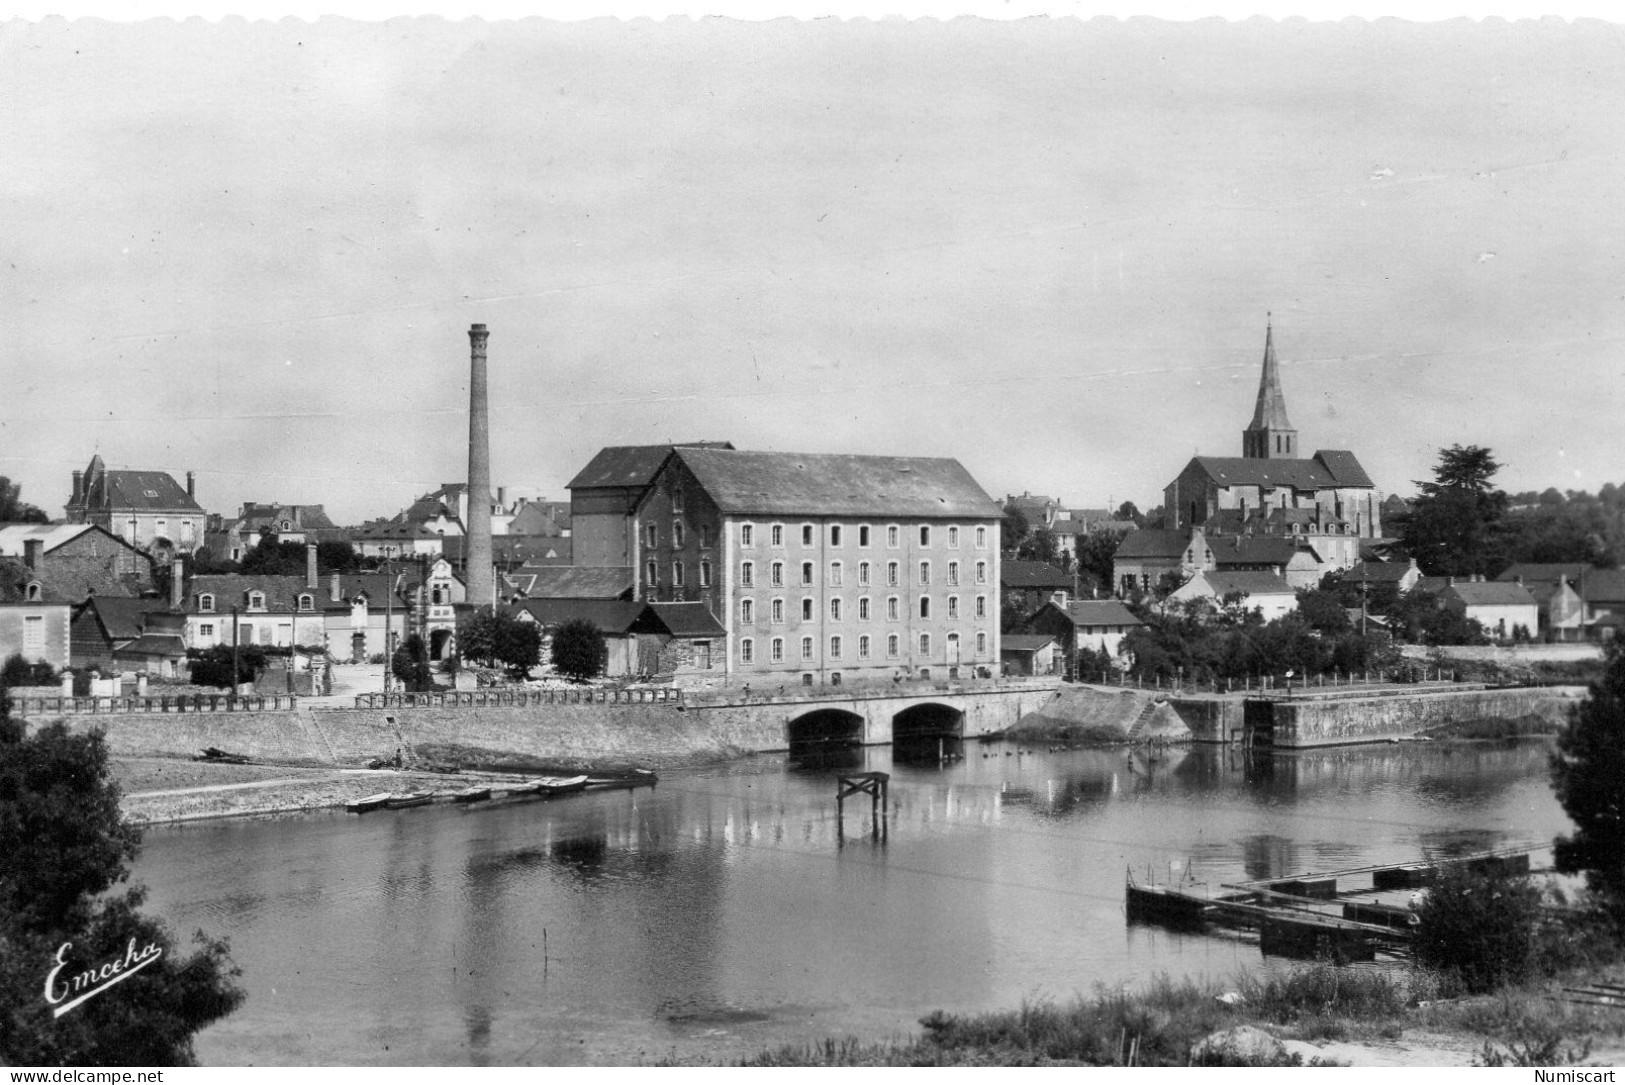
left=726, top=961, right=1625, bottom=1067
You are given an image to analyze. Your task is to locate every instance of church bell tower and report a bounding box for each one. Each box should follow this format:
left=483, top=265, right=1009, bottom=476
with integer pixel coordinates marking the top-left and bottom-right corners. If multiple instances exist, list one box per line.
left=1242, top=317, right=1297, bottom=459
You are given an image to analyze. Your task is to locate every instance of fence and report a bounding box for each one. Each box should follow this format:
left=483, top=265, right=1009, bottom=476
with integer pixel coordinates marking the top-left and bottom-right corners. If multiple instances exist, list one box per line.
left=353, top=687, right=684, bottom=709
left=11, top=694, right=300, bottom=716
left=1078, top=667, right=1472, bottom=697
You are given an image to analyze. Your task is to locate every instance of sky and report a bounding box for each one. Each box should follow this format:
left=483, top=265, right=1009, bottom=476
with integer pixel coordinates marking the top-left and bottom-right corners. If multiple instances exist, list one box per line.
left=3, top=12, right=1623, bottom=526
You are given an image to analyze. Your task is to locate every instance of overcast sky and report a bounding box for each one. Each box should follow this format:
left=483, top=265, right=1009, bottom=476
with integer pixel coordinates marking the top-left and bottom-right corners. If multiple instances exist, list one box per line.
left=3, top=15, right=1622, bottom=525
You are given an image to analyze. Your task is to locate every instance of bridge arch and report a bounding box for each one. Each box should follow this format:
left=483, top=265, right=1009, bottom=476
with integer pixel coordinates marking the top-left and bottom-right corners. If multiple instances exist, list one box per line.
left=891, top=701, right=965, bottom=761
left=786, top=708, right=866, bottom=757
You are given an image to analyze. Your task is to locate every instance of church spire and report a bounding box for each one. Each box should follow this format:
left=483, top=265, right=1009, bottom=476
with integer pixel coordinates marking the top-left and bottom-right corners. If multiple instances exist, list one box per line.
left=1243, top=315, right=1298, bottom=459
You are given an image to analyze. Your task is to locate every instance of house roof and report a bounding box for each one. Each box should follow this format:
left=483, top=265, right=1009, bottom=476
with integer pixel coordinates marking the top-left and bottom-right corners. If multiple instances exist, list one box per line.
left=1440, top=581, right=1537, bottom=608
left=1000, top=561, right=1074, bottom=590
left=672, top=448, right=1000, bottom=519
left=1345, top=560, right=1417, bottom=583
left=635, top=602, right=727, bottom=638
left=1495, top=563, right=1594, bottom=586
left=442, top=534, right=572, bottom=565
left=508, top=598, right=646, bottom=635
left=1199, top=570, right=1297, bottom=597
left=1209, top=535, right=1308, bottom=568
left=349, top=520, right=445, bottom=541
left=112, top=632, right=188, bottom=658
left=0, top=558, right=69, bottom=604
left=1050, top=599, right=1144, bottom=628
left=1114, top=529, right=1191, bottom=560
left=515, top=566, right=636, bottom=600
left=1582, top=569, right=1625, bottom=604
left=0, top=522, right=100, bottom=554
left=1001, top=634, right=1057, bottom=653
left=186, top=572, right=404, bottom=613
left=567, top=442, right=735, bottom=492
left=87, top=469, right=203, bottom=513
left=74, top=595, right=171, bottom=640
left=1182, top=451, right=1375, bottom=491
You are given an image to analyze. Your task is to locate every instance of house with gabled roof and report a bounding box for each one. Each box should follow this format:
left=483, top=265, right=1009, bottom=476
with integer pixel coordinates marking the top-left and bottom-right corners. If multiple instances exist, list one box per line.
left=1428, top=577, right=1538, bottom=640
left=1021, top=599, right=1144, bottom=673
left=567, top=442, right=735, bottom=569
left=65, top=453, right=205, bottom=559
left=1001, top=560, right=1084, bottom=613
left=0, top=522, right=154, bottom=599
left=0, top=555, right=71, bottom=670
left=1167, top=570, right=1300, bottom=622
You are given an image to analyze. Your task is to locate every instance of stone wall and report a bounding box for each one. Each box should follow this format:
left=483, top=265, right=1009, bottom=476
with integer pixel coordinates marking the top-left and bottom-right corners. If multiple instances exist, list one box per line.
left=1267, top=686, right=1579, bottom=747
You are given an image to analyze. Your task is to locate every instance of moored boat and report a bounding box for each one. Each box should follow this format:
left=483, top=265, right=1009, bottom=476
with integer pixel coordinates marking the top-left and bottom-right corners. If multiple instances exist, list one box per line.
left=450, top=786, right=492, bottom=804
left=529, top=774, right=590, bottom=797
left=346, top=792, right=393, bottom=814
left=383, top=791, right=434, bottom=809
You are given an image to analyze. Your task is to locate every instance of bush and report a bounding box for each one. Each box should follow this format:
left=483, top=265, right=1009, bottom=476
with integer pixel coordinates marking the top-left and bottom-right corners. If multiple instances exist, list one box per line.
left=185, top=646, right=265, bottom=690
left=1411, top=865, right=1549, bottom=993
left=551, top=619, right=606, bottom=682
left=1552, top=642, right=1625, bottom=925
left=391, top=634, right=436, bottom=692
left=0, top=654, right=55, bottom=689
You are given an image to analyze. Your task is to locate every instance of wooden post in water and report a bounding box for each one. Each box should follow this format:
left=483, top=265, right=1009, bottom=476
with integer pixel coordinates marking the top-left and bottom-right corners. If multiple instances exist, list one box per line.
left=837, top=772, right=890, bottom=842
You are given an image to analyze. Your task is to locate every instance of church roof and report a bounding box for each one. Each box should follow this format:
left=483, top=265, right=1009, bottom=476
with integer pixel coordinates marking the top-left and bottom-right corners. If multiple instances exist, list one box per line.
left=1183, top=451, right=1374, bottom=491
left=1246, top=321, right=1294, bottom=433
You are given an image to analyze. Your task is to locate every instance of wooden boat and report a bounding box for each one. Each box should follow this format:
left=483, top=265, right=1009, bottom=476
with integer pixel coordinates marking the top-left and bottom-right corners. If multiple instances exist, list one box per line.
left=529, top=775, right=590, bottom=797
left=449, top=786, right=492, bottom=804
left=383, top=791, right=435, bottom=809
left=582, top=769, right=659, bottom=791
left=346, top=792, right=394, bottom=814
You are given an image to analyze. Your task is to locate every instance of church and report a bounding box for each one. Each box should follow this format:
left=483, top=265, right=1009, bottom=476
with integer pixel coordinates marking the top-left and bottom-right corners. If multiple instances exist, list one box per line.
left=1158, top=321, right=1384, bottom=572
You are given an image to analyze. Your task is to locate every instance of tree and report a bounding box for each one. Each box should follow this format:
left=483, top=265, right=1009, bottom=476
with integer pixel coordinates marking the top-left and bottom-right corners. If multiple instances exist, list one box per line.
left=237, top=538, right=307, bottom=576
left=1398, top=445, right=1510, bottom=577
left=1411, top=863, right=1548, bottom=993
left=391, top=633, right=435, bottom=692
left=1000, top=505, right=1030, bottom=554
left=1295, top=588, right=1351, bottom=634
left=185, top=645, right=265, bottom=689
left=1, top=653, right=56, bottom=689
left=1551, top=643, right=1625, bottom=924
left=1016, top=526, right=1059, bottom=564
left=0, top=477, right=49, bottom=524
left=550, top=618, right=605, bottom=682
left=0, top=702, right=243, bottom=1064
left=1073, top=531, right=1122, bottom=595
left=316, top=540, right=361, bottom=574
left=1115, top=501, right=1141, bottom=526
left=458, top=610, right=542, bottom=678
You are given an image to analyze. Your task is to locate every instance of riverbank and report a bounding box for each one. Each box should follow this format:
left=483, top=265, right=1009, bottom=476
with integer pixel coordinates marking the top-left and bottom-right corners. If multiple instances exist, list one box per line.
left=728, top=961, right=1625, bottom=1067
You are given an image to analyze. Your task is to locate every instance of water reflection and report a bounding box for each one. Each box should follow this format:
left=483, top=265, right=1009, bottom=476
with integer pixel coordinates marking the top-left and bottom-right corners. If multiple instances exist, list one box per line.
left=132, top=737, right=1569, bottom=1066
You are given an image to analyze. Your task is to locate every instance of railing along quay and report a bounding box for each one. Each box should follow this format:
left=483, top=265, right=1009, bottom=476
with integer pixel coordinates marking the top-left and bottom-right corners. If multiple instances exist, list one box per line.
left=13, top=694, right=300, bottom=716
left=353, top=687, right=684, bottom=709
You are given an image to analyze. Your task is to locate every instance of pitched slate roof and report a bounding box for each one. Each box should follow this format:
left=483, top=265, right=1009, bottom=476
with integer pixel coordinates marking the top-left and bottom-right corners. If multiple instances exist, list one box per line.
left=508, top=598, right=645, bottom=634
left=1201, top=571, right=1297, bottom=596
left=0, top=558, right=69, bottom=604
left=1345, top=560, right=1417, bottom=584
left=1001, top=634, right=1057, bottom=652
left=1495, top=563, right=1593, bottom=586
left=1113, top=529, right=1191, bottom=560
left=113, top=633, right=188, bottom=657
left=75, top=596, right=171, bottom=640
left=88, top=470, right=202, bottom=513
left=0, top=523, right=100, bottom=554
left=516, top=566, right=636, bottom=600
left=1582, top=569, right=1625, bottom=604
left=1057, top=600, right=1144, bottom=628
left=1000, top=561, right=1074, bottom=590
left=673, top=448, right=1000, bottom=519
left=1182, top=451, right=1374, bottom=491
left=442, top=535, right=571, bottom=565
left=1247, top=322, right=1294, bottom=431
left=1440, top=581, right=1537, bottom=608
left=1209, top=535, right=1307, bottom=568
left=567, top=442, right=735, bottom=491
left=636, top=602, right=727, bottom=638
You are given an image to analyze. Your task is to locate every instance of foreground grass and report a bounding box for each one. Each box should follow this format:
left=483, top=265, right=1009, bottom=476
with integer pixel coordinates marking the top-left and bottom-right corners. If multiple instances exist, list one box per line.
left=727, top=960, right=1625, bottom=1067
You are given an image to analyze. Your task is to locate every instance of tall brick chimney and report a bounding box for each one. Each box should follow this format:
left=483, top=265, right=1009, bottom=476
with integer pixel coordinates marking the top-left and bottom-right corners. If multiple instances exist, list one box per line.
left=71, top=470, right=83, bottom=506
left=306, top=542, right=318, bottom=590
left=23, top=538, right=42, bottom=570
left=186, top=471, right=196, bottom=499
left=170, top=558, right=184, bottom=610
left=465, top=324, right=494, bottom=610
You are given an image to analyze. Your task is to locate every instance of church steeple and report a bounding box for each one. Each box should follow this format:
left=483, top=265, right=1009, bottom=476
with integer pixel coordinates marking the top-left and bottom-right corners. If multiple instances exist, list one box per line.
left=1243, top=316, right=1298, bottom=459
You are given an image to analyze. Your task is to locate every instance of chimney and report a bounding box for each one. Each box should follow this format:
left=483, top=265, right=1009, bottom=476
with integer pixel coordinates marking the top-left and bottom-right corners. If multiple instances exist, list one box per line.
left=330, top=572, right=342, bottom=603
left=170, top=558, right=184, bottom=610
left=465, top=324, right=495, bottom=610
left=23, top=538, right=42, bottom=570
left=1514, top=575, right=1523, bottom=587
left=186, top=471, right=196, bottom=499
left=1447, top=575, right=1456, bottom=587
left=306, top=542, right=318, bottom=590
left=497, top=485, right=507, bottom=509
left=71, top=470, right=83, bottom=505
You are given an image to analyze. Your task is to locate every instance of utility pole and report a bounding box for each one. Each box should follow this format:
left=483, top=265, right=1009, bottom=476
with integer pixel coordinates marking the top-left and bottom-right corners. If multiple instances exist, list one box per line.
left=383, top=546, right=393, bottom=694
left=231, top=605, right=240, bottom=705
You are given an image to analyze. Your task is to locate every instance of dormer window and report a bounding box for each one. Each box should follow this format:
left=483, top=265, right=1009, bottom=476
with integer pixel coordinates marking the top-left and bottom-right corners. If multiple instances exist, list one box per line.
left=298, top=593, right=314, bottom=612
left=198, top=593, right=215, bottom=613
left=26, top=583, right=41, bottom=602
left=247, top=591, right=266, bottom=611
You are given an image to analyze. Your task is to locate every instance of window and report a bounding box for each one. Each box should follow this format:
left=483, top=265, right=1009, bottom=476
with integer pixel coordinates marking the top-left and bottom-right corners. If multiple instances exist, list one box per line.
left=700, top=525, right=712, bottom=548
left=977, top=632, right=987, bottom=655
left=887, top=561, right=899, bottom=586
left=859, top=597, right=871, bottom=620
left=740, top=638, right=755, bottom=664
left=800, top=561, right=813, bottom=586
left=829, top=561, right=843, bottom=586
left=771, top=561, right=785, bottom=587
left=975, top=561, right=987, bottom=584
left=858, top=561, right=871, bottom=587
left=830, top=635, right=843, bottom=659
left=199, top=623, right=215, bottom=637
left=772, top=598, right=784, bottom=623
left=920, top=597, right=931, bottom=619
left=26, top=583, right=40, bottom=602
left=802, top=524, right=814, bottom=547
left=740, top=523, right=755, bottom=547
left=672, top=562, right=685, bottom=587
left=948, top=526, right=959, bottom=548
left=181, top=520, right=194, bottom=543
left=801, top=636, right=814, bottom=661
left=247, top=591, right=265, bottom=611
left=830, top=672, right=842, bottom=686
left=771, top=637, right=784, bottom=662
left=887, top=634, right=900, bottom=658
left=672, top=486, right=684, bottom=514
left=858, top=635, right=871, bottom=659
left=647, top=560, right=658, bottom=585
left=976, top=595, right=987, bottom=619
left=919, top=525, right=931, bottom=547
left=920, top=633, right=932, bottom=655
left=802, top=598, right=814, bottom=621
left=740, top=598, right=754, bottom=623
left=771, top=523, right=784, bottom=547
left=741, top=561, right=754, bottom=587
left=155, top=518, right=168, bottom=539
left=948, top=561, right=959, bottom=586
left=830, top=598, right=842, bottom=621
left=830, top=525, right=842, bottom=547
left=859, top=525, right=871, bottom=547
left=976, top=526, right=988, bottom=548
left=887, top=525, right=900, bottom=548
left=700, top=560, right=712, bottom=587
left=298, top=594, right=314, bottom=612
left=918, top=561, right=931, bottom=586
left=23, top=615, right=43, bottom=654
left=646, top=523, right=658, bottom=548
left=673, top=522, right=685, bottom=548
left=948, top=595, right=959, bottom=618
left=198, top=593, right=215, bottom=613
left=887, top=596, right=900, bottom=620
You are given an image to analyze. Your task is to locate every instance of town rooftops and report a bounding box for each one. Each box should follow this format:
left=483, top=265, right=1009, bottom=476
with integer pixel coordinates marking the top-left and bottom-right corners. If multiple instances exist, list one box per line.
left=567, top=442, right=736, bottom=492
left=0, top=522, right=104, bottom=554
left=672, top=447, right=1000, bottom=519
left=1582, top=569, right=1625, bottom=604
left=515, top=566, right=636, bottom=601
left=73, top=596, right=172, bottom=640
left=1000, top=561, right=1075, bottom=590
left=1181, top=451, right=1375, bottom=490
left=1209, top=535, right=1313, bottom=568
left=1495, top=563, right=1593, bottom=586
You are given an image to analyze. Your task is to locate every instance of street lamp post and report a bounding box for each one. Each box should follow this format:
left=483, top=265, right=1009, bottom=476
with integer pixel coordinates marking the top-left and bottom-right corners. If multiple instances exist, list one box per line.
left=383, top=547, right=393, bottom=694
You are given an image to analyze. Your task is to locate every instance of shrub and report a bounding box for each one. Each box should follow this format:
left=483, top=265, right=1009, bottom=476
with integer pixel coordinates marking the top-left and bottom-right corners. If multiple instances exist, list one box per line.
left=551, top=619, right=605, bottom=682
left=1551, top=642, right=1625, bottom=925
left=0, top=654, right=55, bottom=689
left=1411, top=864, right=1547, bottom=993
left=391, top=633, right=436, bottom=692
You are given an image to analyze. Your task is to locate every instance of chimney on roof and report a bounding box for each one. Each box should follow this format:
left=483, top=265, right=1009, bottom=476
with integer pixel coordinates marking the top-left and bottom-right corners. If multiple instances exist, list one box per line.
left=497, top=486, right=507, bottom=509
left=1514, top=575, right=1524, bottom=587
left=186, top=471, right=196, bottom=499
left=170, top=558, right=184, bottom=610
left=1447, top=576, right=1456, bottom=587
left=71, top=470, right=83, bottom=506
left=330, top=572, right=342, bottom=603
left=306, top=542, right=318, bottom=590
left=23, top=538, right=42, bottom=571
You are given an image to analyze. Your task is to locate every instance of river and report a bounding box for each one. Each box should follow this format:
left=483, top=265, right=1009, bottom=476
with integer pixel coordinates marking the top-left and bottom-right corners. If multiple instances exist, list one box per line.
left=132, top=738, right=1569, bottom=1065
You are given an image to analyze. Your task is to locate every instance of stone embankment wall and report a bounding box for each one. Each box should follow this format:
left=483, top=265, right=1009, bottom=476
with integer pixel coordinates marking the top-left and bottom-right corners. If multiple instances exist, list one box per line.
left=1265, top=686, right=1581, bottom=747
left=1012, top=685, right=1193, bottom=741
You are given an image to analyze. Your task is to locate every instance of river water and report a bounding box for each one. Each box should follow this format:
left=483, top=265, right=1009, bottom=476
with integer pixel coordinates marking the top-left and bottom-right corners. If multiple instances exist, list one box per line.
left=132, top=738, right=1569, bottom=1066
